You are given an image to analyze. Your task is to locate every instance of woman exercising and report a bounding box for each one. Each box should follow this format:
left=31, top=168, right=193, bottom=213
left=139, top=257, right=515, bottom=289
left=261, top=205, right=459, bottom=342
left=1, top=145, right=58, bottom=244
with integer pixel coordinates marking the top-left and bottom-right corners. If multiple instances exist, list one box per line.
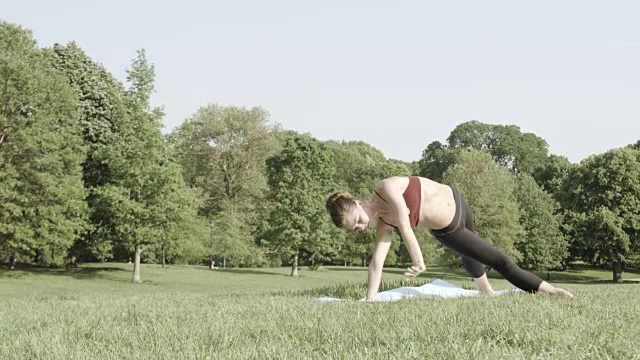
left=326, top=176, right=574, bottom=301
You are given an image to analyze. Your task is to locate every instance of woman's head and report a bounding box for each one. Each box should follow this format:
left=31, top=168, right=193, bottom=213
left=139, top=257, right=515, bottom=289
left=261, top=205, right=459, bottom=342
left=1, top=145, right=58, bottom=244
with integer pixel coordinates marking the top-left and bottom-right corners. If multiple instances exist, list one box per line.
left=326, top=191, right=371, bottom=231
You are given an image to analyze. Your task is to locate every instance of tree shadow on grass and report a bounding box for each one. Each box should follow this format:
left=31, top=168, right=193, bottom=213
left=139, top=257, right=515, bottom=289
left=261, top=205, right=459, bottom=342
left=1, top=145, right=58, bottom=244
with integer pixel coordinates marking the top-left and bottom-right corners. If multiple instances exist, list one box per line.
left=327, top=266, right=472, bottom=282
left=326, top=266, right=631, bottom=285
left=485, top=269, right=640, bottom=286
left=491, top=270, right=603, bottom=284
left=210, top=268, right=292, bottom=277
left=0, top=263, right=129, bottom=281
left=557, top=279, right=640, bottom=285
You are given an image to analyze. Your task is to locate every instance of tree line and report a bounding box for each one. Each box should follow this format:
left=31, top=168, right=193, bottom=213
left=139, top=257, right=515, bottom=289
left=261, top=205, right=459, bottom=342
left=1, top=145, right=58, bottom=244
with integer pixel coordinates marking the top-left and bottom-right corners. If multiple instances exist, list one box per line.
left=1, top=21, right=639, bottom=282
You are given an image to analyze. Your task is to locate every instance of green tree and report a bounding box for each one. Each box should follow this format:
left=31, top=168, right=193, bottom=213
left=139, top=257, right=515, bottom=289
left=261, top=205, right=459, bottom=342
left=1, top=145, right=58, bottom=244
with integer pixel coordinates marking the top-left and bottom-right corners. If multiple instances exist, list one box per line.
left=0, top=21, right=87, bottom=264
left=167, top=105, right=281, bottom=266
left=327, top=140, right=412, bottom=197
left=327, top=140, right=386, bottom=197
left=262, top=132, right=338, bottom=276
left=156, top=209, right=208, bottom=266
left=339, top=230, right=376, bottom=266
left=447, top=120, right=549, bottom=174
left=122, top=49, right=168, bottom=282
left=147, top=157, right=205, bottom=268
left=560, top=148, right=640, bottom=281
left=47, top=41, right=130, bottom=260
left=446, top=121, right=493, bottom=150
left=168, top=105, right=281, bottom=219
left=382, top=159, right=413, bottom=178
left=210, top=204, right=251, bottom=268
left=584, top=207, right=631, bottom=282
left=442, top=149, right=523, bottom=268
left=418, top=140, right=456, bottom=181
left=514, top=174, right=568, bottom=275
left=91, top=50, right=191, bottom=282
left=532, top=154, right=573, bottom=199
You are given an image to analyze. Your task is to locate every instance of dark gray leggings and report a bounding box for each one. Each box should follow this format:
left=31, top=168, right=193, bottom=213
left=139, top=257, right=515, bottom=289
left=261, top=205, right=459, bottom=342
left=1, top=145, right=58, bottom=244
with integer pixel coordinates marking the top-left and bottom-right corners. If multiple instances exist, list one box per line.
left=431, top=186, right=544, bottom=292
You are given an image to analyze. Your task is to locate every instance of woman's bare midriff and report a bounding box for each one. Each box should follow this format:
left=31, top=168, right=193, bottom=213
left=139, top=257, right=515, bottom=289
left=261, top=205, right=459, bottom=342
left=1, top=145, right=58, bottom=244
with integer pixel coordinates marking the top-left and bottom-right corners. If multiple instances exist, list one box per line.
left=416, top=178, right=456, bottom=230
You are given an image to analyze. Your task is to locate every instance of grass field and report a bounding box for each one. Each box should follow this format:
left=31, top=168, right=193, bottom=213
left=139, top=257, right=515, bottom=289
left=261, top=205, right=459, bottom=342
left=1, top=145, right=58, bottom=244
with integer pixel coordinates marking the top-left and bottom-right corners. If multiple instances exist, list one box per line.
left=1, top=263, right=639, bottom=359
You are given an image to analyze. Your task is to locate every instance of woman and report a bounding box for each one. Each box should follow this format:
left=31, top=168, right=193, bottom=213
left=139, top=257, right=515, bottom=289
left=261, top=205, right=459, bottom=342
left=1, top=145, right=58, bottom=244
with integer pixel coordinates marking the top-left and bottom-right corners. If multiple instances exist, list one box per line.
left=326, top=176, right=574, bottom=301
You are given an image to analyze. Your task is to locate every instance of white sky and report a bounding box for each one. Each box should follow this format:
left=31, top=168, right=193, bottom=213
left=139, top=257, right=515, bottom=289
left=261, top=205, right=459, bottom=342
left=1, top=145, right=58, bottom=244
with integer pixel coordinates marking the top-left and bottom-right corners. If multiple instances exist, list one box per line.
left=3, top=0, right=639, bottom=163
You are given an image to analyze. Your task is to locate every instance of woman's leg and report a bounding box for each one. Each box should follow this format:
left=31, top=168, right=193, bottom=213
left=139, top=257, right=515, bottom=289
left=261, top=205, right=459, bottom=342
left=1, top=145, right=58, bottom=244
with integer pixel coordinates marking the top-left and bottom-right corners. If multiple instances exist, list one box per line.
left=442, top=228, right=543, bottom=292
left=437, top=187, right=572, bottom=296
left=437, top=195, right=542, bottom=291
left=457, top=197, right=494, bottom=293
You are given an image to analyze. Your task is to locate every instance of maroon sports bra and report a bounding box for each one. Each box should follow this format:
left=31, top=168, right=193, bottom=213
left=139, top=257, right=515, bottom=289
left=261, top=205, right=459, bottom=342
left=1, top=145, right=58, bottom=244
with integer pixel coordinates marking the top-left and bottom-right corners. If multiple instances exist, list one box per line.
left=374, top=176, right=422, bottom=229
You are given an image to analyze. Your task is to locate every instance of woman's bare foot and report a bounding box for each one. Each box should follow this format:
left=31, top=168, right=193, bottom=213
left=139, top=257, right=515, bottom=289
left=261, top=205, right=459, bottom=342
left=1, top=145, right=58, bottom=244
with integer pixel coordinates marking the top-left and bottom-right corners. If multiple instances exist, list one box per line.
left=474, top=274, right=494, bottom=294
left=537, top=281, right=574, bottom=298
left=553, top=287, right=574, bottom=298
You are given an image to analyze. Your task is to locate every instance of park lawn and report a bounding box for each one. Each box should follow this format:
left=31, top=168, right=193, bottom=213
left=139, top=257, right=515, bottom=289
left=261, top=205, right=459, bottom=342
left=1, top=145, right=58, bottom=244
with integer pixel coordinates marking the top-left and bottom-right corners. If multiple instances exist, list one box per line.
left=1, top=263, right=639, bottom=359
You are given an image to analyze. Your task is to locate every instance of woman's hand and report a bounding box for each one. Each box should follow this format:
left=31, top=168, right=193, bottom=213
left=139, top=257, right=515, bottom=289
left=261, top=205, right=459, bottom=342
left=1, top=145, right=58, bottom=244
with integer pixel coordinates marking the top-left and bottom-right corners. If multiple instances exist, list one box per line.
left=404, top=263, right=426, bottom=279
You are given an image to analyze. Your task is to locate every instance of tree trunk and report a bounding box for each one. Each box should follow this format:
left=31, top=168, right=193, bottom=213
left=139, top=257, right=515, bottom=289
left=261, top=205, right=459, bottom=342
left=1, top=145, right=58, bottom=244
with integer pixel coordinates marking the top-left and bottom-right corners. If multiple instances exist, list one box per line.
left=0, top=128, right=6, bottom=148
left=291, top=252, right=299, bottom=277
left=132, top=244, right=142, bottom=283
left=613, top=262, right=623, bottom=282
left=223, top=258, right=226, bottom=269
left=547, top=272, right=551, bottom=281
left=162, top=241, right=166, bottom=269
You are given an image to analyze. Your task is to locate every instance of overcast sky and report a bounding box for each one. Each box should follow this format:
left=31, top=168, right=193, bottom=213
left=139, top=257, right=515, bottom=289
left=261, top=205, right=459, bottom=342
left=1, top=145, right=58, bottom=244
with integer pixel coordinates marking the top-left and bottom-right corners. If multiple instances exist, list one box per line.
left=4, top=0, right=639, bottom=163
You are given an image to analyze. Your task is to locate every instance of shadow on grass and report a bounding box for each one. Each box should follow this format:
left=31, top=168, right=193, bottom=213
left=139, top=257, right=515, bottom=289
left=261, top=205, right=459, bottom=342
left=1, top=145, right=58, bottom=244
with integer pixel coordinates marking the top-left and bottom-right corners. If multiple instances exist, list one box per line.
left=493, top=270, right=603, bottom=284
left=557, top=279, right=640, bottom=285
left=210, top=268, right=292, bottom=277
left=326, top=265, right=633, bottom=285
left=0, top=263, right=129, bottom=281
left=328, top=266, right=472, bottom=282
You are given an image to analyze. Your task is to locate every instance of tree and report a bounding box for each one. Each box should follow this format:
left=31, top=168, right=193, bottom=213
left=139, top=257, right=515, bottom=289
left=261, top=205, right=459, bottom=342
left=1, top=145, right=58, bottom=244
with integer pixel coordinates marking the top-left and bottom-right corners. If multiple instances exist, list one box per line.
left=90, top=50, right=192, bottom=282
left=47, top=41, right=130, bottom=260
left=585, top=207, right=630, bottom=282
left=514, top=174, right=568, bottom=275
left=158, top=215, right=211, bottom=265
left=326, top=140, right=388, bottom=197
left=122, top=49, right=170, bottom=282
left=262, top=132, right=339, bottom=276
left=560, top=148, right=640, bottom=281
left=418, top=121, right=549, bottom=184
left=447, top=120, right=549, bottom=174
left=208, top=199, right=272, bottom=268
left=168, top=105, right=281, bottom=219
left=147, top=157, right=205, bottom=268
left=442, top=149, right=523, bottom=267
left=0, top=21, right=87, bottom=264
left=167, top=105, right=281, bottom=267
left=531, top=154, right=573, bottom=199
left=417, top=141, right=456, bottom=181
left=339, top=230, right=377, bottom=266
left=446, top=121, right=494, bottom=150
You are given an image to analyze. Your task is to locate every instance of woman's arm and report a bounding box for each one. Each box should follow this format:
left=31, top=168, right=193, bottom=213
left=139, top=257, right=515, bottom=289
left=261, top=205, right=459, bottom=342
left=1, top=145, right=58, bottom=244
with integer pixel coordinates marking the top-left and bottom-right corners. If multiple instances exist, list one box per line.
left=375, top=181, right=426, bottom=273
left=397, top=225, right=426, bottom=275
left=366, top=222, right=394, bottom=301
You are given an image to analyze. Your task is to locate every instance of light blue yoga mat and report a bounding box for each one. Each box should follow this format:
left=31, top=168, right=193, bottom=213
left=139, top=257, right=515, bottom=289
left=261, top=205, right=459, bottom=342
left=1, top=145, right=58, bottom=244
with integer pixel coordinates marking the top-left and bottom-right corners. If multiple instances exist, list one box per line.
left=318, top=279, right=520, bottom=302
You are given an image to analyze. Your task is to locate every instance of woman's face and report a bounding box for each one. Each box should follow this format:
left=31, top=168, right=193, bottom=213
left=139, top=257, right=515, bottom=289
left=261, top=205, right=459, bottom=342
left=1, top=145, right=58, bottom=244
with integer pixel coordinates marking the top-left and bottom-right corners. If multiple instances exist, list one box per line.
left=343, top=203, right=371, bottom=232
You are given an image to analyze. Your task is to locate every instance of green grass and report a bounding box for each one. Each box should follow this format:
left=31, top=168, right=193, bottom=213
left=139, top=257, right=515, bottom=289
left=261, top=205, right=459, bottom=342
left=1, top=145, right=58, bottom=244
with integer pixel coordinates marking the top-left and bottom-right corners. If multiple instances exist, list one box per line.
left=1, top=263, right=639, bottom=359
